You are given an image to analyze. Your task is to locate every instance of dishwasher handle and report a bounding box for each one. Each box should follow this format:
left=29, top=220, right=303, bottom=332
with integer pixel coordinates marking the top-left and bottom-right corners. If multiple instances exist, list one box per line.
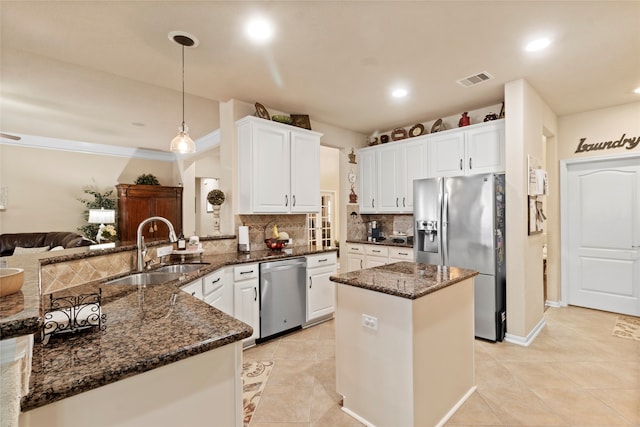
left=260, top=258, right=307, bottom=273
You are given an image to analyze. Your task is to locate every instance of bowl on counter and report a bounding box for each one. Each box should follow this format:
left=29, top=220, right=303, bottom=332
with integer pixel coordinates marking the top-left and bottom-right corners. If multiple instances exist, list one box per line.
left=0, top=268, right=25, bottom=297
left=265, top=238, right=288, bottom=251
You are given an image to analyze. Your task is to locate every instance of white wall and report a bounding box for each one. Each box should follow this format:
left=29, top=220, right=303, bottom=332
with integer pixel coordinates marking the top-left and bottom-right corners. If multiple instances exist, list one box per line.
left=0, top=144, right=178, bottom=234
left=504, top=79, right=558, bottom=342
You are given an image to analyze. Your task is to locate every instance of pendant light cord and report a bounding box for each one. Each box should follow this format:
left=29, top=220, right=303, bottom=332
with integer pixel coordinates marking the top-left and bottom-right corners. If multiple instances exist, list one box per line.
left=181, top=45, right=185, bottom=131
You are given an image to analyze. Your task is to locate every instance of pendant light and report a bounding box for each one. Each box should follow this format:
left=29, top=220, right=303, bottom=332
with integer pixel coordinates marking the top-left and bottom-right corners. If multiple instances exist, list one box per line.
left=170, top=33, right=197, bottom=153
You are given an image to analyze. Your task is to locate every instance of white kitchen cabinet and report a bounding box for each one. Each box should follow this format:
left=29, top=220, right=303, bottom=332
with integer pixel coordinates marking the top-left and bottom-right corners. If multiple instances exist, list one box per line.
left=237, top=116, right=322, bottom=214
left=364, top=245, right=389, bottom=268
left=180, top=278, right=204, bottom=300
left=346, top=243, right=414, bottom=271
left=358, top=149, right=377, bottom=213
left=464, top=121, right=505, bottom=174
left=359, top=137, right=429, bottom=214
left=389, top=247, right=414, bottom=263
left=233, top=263, right=260, bottom=346
left=306, top=252, right=337, bottom=323
left=346, top=243, right=365, bottom=272
left=430, top=120, right=505, bottom=177
left=203, top=268, right=233, bottom=316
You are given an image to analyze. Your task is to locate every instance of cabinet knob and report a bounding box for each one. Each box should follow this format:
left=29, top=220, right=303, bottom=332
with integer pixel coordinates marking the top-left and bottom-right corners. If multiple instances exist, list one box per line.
left=309, top=276, right=313, bottom=288
left=254, top=287, right=257, bottom=301
left=285, top=195, right=288, bottom=207
left=403, top=197, right=406, bottom=207
left=460, top=159, right=463, bottom=170
left=396, top=197, right=399, bottom=207
left=469, top=157, right=472, bottom=169
left=293, top=195, right=296, bottom=207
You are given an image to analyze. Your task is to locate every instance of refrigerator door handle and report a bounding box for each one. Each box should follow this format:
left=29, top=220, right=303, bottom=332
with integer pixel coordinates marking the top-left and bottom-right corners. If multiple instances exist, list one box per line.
left=442, top=192, right=449, bottom=265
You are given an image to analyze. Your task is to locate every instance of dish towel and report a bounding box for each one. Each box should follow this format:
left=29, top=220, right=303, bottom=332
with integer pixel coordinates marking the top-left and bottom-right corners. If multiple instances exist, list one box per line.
left=0, top=335, right=34, bottom=427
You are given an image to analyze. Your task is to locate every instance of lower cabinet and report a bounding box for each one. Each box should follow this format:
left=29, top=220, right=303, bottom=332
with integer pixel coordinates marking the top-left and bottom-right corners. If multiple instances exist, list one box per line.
left=203, top=268, right=233, bottom=316
left=306, top=252, right=337, bottom=323
left=346, top=243, right=365, bottom=272
left=346, top=243, right=414, bottom=272
left=233, top=263, right=260, bottom=346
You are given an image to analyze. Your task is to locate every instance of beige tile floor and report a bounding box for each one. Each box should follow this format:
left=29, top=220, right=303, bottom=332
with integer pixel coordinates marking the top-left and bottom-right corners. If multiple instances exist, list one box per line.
left=243, top=306, right=640, bottom=426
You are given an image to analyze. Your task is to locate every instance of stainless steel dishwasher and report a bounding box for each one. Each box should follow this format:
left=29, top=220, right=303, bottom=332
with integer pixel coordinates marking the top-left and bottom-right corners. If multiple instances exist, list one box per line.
left=259, top=257, right=307, bottom=340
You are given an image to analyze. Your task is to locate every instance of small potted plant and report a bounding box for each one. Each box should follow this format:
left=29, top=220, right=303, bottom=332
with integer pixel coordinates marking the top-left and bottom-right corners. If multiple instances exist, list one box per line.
left=134, top=174, right=160, bottom=185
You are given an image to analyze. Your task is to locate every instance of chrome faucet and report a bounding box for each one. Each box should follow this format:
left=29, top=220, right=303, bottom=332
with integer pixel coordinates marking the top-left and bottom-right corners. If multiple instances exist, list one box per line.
left=136, top=216, right=179, bottom=272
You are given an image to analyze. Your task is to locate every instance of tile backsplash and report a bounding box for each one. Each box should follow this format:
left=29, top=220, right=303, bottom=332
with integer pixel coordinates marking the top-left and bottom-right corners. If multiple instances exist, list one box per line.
left=346, top=205, right=413, bottom=241
left=236, top=214, right=308, bottom=250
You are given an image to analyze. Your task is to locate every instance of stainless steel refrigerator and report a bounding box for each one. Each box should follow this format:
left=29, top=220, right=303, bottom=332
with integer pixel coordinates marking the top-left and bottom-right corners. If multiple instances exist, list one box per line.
left=414, top=173, right=506, bottom=341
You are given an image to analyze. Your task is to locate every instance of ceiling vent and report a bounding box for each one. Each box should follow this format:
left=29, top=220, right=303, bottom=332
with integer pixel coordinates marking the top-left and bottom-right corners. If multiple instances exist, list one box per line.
left=456, top=72, right=494, bottom=88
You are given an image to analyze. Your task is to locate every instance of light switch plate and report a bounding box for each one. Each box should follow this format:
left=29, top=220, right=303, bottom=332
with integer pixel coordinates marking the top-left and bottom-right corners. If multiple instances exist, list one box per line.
left=157, top=245, right=174, bottom=257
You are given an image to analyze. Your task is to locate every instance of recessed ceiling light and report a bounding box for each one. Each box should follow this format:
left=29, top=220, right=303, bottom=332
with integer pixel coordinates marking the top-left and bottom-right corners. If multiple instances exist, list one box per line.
left=634, top=87, right=640, bottom=94
left=392, top=88, right=408, bottom=98
left=246, top=17, right=274, bottom=43
left=525, top=38, right=551, bottom=52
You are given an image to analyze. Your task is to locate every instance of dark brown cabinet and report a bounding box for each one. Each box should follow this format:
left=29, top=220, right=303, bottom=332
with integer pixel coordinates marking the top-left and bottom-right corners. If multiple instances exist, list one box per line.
left=116, top=184, right=183, bottom=244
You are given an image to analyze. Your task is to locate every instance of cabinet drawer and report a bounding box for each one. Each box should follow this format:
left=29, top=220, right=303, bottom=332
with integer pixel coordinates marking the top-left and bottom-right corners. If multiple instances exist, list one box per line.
left=364, top=245, right=388, bottom=257
left=307, top=252, right=337, bottom=269
left=234, top=263, right=258, bottom=281
left=347, top=244, right=364, bottom=254
left=389, top=247, right=414, bottom=261
left=181, top=279, right=203, bottom=300
left=203, top=270, right=225, bottom=297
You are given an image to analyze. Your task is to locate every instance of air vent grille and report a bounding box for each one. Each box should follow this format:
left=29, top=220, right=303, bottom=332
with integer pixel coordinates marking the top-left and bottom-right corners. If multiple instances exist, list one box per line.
left=456, top=72, right=494, bottom=87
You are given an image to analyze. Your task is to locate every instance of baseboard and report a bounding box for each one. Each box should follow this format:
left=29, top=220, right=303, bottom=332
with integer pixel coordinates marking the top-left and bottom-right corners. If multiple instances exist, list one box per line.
left=504, top=317, right=546, bottom=347
left=341, top=406, right=376, bottom=427
left=545, top=299, right=562, bottom=308
left=435, top=385, right=477, bottom=427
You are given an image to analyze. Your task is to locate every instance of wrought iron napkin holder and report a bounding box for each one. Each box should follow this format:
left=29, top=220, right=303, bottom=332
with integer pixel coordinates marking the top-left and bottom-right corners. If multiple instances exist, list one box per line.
left=42, top=290, right=107, bottom=345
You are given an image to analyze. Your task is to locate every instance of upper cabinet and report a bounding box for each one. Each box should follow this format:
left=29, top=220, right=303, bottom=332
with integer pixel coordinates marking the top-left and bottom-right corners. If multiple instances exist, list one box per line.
left=237, top=116, right=322, bottom=214
left=358, top=119, right=504, bottom=214
left=359, top=136, right=430, bottom=214
left=430, top=120, right=505, bottom=177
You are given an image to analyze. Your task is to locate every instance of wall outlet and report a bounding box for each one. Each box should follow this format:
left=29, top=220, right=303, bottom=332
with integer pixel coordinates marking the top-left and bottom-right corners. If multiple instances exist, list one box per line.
left=362, top=314, right=378, bottom=331
left=157, top=245, right=174, bottom=257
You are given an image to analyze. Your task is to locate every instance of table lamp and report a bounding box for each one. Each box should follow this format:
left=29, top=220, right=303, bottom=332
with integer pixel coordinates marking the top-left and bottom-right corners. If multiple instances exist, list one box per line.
left=88, top=208, right=116, bottom=243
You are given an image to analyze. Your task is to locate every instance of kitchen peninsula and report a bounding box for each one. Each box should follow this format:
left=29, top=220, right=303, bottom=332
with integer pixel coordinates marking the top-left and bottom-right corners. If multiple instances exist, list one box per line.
left=330, top=262, right=478, bottom=427
left=0, top=239, right=337, bottom=427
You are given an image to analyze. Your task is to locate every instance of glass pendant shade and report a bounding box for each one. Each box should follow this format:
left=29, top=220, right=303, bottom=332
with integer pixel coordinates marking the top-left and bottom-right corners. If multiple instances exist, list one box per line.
left=170, top=124, right=195, bottom=153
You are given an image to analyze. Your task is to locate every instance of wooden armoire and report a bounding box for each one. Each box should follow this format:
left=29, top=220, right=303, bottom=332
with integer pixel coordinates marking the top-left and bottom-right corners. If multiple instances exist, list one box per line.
left=116, top=184, right=183, bottom=244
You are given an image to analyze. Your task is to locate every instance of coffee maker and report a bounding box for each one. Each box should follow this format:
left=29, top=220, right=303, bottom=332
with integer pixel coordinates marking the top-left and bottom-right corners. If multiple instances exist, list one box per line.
left=367, top=221, right=383, bottom=242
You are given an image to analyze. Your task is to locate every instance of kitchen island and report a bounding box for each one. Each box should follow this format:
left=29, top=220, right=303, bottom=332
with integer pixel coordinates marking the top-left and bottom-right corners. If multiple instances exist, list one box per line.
left=330, top=262, right=478, bottom=427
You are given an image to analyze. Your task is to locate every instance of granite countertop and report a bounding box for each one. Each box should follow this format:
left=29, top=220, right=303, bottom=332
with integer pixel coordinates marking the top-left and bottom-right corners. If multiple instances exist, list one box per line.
left=2, top=246, right=336, bottom=411
left=330, top=261, right=478, bottom=300
left=345, top=239, right=413, bottom=248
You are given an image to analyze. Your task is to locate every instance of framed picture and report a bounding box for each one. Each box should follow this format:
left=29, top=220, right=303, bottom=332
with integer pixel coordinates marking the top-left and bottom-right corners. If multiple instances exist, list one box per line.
left=291, top=114, right=311, bottom=130
left=528, top=196, right=544, bottom=235
left=255, top=102, right=270, bottom=120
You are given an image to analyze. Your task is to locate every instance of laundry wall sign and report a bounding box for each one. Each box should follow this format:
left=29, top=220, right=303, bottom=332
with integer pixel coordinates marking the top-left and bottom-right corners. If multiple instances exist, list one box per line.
left=575, top=133, right=640, bottom=153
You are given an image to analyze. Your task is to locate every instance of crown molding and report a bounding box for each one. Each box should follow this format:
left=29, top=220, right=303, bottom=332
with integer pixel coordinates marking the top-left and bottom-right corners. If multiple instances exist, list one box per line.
left=0, top=130, right=220, bottom=161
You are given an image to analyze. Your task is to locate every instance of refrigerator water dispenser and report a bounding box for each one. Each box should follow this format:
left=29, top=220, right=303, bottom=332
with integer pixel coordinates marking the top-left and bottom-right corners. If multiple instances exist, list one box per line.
left=416, top=220, right=438, bottom=253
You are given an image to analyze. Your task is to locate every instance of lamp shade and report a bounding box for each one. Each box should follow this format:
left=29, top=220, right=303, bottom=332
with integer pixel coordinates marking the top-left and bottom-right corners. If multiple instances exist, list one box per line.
left=88, top=209, right=115, bottom=224
left=170, top=127, right=196, bottom=153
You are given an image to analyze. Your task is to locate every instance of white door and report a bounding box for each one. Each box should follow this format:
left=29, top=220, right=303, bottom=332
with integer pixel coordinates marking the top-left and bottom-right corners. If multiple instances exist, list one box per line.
left=567, top=157, right=640, bottom=315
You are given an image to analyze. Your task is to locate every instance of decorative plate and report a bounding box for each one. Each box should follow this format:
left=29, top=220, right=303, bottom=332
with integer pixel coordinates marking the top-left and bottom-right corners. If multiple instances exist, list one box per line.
left=391, top=128, right=408, bottom=141
left=430, top=118, right=445, bottom=133
left=380, top=134, right=390, bottom=144
left=409, top=123, right=425, bottom=137
left=255, top=102, right=270, bottom=120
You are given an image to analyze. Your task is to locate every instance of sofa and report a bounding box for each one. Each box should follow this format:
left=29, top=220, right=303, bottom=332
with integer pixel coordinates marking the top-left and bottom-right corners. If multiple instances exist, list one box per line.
left=0, top=232, right=95, bottom=256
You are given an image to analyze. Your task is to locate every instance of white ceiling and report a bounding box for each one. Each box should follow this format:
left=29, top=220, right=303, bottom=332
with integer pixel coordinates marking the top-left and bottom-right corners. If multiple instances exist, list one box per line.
left=1, top=1, right=639, bottom=151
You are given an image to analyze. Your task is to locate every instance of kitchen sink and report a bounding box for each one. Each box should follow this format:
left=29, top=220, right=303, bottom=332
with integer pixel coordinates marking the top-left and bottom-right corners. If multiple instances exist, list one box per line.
left=154, top=263, right=209, bottom=274
left=104, top=272, right=181, bottom=286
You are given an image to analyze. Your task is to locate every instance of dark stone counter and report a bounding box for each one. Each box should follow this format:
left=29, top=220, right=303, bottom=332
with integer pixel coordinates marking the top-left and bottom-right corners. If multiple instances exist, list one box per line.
left=3, top=245, right=336, bottom=411
left=330, top=261, right=477, bottom=300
